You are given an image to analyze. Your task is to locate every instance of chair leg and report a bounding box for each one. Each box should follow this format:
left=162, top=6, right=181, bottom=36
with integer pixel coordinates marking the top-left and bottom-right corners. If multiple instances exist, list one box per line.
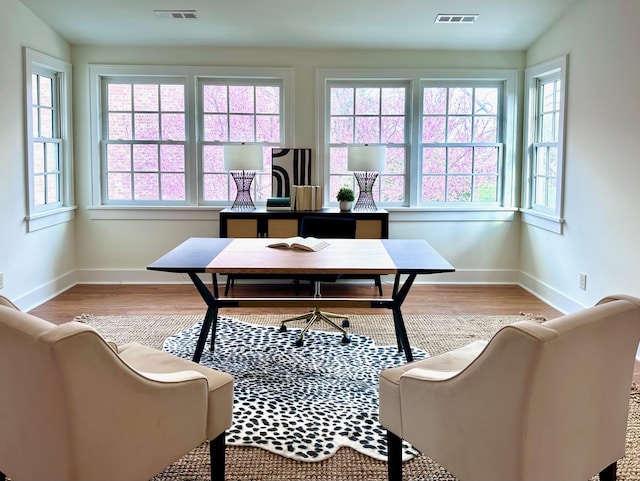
left=599, top=462, right=616, bottom=481
left=387, top=430, right=403, bottom=481
left=210, top=431, right=226, bottom=481
left=375, top=275, right=383, bottom=296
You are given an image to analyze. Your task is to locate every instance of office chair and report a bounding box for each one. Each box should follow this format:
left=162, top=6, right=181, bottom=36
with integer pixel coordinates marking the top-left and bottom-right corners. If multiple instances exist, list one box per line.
left=279, top=216, right=356, bottom=346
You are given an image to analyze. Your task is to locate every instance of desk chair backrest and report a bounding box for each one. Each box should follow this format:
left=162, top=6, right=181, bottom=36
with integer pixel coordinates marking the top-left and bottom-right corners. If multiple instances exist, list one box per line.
left=300, top=216, right=357, bottom=239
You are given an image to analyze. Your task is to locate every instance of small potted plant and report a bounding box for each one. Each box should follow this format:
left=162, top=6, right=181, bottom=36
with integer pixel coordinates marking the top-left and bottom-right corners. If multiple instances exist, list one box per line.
left=336, top=187, right=355, bottom=211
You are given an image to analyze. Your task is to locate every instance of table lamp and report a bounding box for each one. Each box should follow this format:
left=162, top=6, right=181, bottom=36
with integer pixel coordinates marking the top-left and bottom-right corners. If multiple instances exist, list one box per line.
left=224, top=144, right=264, bottom=211
left=347, top=145, right=386, bottom=211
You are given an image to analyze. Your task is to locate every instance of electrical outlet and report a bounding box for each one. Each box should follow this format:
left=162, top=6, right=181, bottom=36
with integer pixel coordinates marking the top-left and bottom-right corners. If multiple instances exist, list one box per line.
left=579, top=273, right=587, bottom=290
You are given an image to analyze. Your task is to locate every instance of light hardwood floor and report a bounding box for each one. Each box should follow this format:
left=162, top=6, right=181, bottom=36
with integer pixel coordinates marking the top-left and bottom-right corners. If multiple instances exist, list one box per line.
left=28, top=282, right=640, bottom=382
left=29, top=282, right=564, bottom=323
left=27, top=282, right=640, bottom=384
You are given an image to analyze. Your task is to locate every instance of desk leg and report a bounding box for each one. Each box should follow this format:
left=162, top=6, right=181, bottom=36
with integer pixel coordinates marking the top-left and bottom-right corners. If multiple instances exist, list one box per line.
left=391, top=273, right=417, bottom=363
left=188, top=272, right=220, bottom=363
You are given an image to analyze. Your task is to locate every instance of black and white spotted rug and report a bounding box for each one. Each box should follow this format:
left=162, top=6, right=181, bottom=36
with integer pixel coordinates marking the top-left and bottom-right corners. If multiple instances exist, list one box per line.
left=162, top=316, right=428, bottom=462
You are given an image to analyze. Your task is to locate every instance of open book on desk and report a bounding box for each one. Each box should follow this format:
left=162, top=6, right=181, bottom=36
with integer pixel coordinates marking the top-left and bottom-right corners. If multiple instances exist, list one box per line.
left=267, top=236, right=329, bottom=252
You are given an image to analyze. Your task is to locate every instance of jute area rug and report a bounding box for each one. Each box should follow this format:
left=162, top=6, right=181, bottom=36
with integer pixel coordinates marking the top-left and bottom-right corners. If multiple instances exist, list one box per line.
left=79, top=313, right=640, bottom=481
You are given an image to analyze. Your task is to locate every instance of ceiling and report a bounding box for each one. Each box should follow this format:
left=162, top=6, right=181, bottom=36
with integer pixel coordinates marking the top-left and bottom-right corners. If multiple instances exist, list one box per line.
left=18, top=0, right=581, bottom=51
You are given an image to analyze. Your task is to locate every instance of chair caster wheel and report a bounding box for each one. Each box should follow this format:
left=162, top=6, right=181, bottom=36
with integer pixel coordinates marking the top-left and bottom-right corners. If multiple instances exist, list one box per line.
left=341, top=319, right=350, bottom=328
left=279, top=325, right=287, bottom=332
left=295, top=338, right=304, bottom=347
left=341, top=335, right=351, bottom=344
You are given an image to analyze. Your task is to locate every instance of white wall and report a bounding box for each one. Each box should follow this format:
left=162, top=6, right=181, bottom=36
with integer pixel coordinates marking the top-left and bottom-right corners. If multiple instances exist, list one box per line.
left=70, top=46, right=525, bottom=288
left=521, top=0, right=640, bottom=312
left=0, top=0, right=73, bottom=309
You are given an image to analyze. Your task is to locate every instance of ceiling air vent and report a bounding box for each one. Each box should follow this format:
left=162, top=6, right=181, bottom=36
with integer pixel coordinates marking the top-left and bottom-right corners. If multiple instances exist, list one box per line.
left=435, top=14, right=478, bottom=24
left=154, top=10, right=198, bottom=20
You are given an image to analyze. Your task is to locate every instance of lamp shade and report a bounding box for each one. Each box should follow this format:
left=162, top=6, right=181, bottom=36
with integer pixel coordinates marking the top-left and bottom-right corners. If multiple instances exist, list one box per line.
left=347, top=146, right=386, bottom=172
left=224, top=144, right=264, bottom=171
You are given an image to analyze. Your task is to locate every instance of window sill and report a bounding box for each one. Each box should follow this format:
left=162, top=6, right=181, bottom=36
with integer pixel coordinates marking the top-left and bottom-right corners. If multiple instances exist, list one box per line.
left=26, top=205, right=77, bottom=232
left=87, top=205, right=518, bottom=222
left=520, top=209, right=564, bottom=234
left=385, top=207, right=517, bottom=222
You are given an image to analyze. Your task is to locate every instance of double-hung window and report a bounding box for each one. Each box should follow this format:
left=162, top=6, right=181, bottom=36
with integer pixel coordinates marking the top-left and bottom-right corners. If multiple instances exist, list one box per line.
left=24, top=48, right=75, bottom=231
left=318, top=69, right=517, bottom=213
left=90, top=65, right=292, bottom=212
left=326, top=82, right=408, bottom=204
left=522, top=55, right=568, bottom=233
left=421, top=83, right=503, bottom=204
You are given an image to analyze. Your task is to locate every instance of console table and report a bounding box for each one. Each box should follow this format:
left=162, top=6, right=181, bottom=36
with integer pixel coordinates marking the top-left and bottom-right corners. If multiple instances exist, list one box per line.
left=219, top=207, right=389, bottom=239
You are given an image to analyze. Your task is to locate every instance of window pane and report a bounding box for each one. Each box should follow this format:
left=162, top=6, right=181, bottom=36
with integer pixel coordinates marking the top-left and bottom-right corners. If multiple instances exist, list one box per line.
left=541, top=113, right=556, bottom=142
left=161, top=113, right=185, bottom=141
left=229, top=86, right=254, bottom=113
left=423, top=176, right=445, bottom=202
left=386, top=147, right=405, bottom=174
left=108, top=84, right=131, bottom=111
left=447, top=116, right=472, bottom=143
left=203, top=85, right=228, bottom=113
left=380, top=175, right=403, bottom=202
left=256, top=115, right=280, bottom=142
left=423, top=147, right=446, bottom=174
left=473, top=116, right=497, bottom=143
left=449, top=147, right=473, bottom=174
left=330, top=117, right=354, bottom=143
left=45, top=143, right=59, bottom=172
left=34, top=176, right=45, bottom=206
left=422, top=116, right=446, bottom=143
left=204, top=173, right=229, bottom=201
left=204, top=114, right=228, bottom=141
left=229, top=114, right=255, bottom=142
left=133, top=173, right=159, bottom=200
left=46, top=174, right=59, bottom=203
left=474, top=176, right=497, bottom=202
left=160, top=173, right=185, bottom=200
left=160, top=84, right=184, bottom=112
left=203, top=145, right=224, bottom=172
left=39, top=76, right=53, bottom=108
left=474, top=147, right=498, bottom=174
left=133, top=144, right=158, bottom=171
left=107, top=144, right=131, bottom=171
left=331, top=88, right=354, bottom=115
left=448, top=88, right=472, bottom=115
left=160, top=144, right=185, bottom=172
left=109, top=113, right=132, bottom=140
left=355, top=117, right=380, bottom=143
left=381, top=117, right=404, bottom=143
left=381, top=88, right=405, bottom=115
left=447, top=176, right=472, bottom=202
left=134, top=84, right=159, bottom=111
left=134, top=113, right=159, bottom=140
left=40, top=108, right=53, bottom=138
left=256, top=86, right=279, bottom=114
left=423, top=88, right=447, bottom=115
left=474, top=88, right=498, bottom=115
left=108, top=173, right=132, bottom=200
left=34, top=142, right=45, bottom=172
left=355, top=88, right=380, bottom=115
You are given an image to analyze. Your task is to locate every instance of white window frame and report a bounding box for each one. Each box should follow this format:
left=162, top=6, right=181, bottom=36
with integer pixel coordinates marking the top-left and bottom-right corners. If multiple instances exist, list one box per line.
left=521, top=55, right=568, bottom=234
left=317, top=68, right=518, bottom=219
left=24, top=48, right=75, bottom=232
left=88, top=65, right=294, bottom=219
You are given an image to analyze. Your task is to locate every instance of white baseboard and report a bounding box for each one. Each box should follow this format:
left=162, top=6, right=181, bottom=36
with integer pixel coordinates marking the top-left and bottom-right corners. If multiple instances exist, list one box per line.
left=518, top=271, right=584, bottom=315
left=14, top=270, right=78, bottom=312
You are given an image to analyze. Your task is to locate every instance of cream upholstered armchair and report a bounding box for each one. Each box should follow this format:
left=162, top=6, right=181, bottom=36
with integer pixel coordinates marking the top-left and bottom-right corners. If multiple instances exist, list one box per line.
left=0, top=295, right=234, bottom=481
left=379, top=295, right=640, bottom=481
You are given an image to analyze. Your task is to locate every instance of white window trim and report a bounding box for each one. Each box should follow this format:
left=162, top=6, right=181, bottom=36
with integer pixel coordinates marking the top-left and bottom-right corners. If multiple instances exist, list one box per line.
left=316, top=68, right=518, bottom=221
left=24, top=48, right=76, bottom=232
left=521, top=55, right=568, bottom=234
left=88, top=64, right=294, bottom=215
